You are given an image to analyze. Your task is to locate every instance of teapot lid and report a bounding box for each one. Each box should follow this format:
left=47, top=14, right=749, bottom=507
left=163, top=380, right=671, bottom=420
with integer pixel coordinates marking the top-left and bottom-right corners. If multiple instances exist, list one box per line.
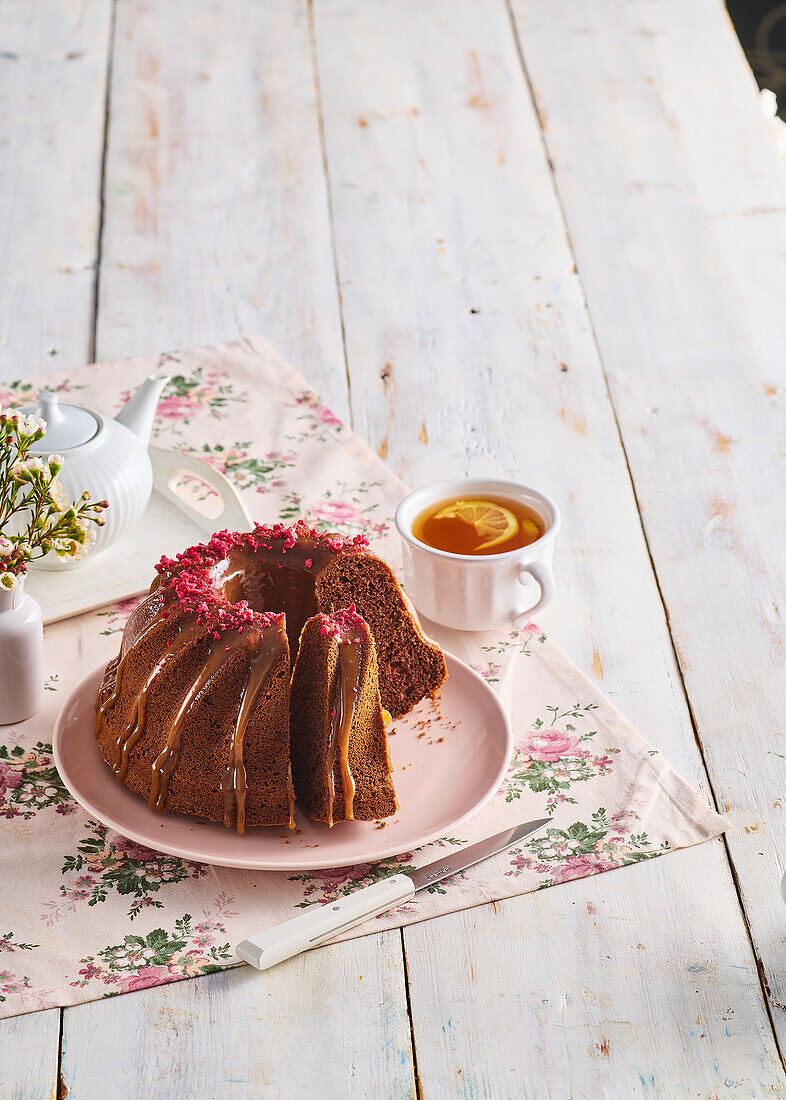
left=20, top=391, right=100, bottom=453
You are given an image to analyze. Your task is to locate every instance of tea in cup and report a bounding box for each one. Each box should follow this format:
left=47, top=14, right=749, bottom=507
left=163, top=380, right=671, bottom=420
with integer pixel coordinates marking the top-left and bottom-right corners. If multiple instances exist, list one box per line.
left=395, top=479, right=559, bottom=632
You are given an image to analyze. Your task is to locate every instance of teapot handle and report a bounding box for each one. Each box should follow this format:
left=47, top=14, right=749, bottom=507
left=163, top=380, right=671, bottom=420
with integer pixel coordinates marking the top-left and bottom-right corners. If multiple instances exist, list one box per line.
left=149, top=447, right=254, bottom=534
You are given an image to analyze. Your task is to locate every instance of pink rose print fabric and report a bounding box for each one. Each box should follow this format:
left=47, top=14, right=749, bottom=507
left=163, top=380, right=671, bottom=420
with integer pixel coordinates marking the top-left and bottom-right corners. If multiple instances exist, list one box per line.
left=524, top=729, right=579, bottom=761
left=0, top=336, right=727, bottom=1018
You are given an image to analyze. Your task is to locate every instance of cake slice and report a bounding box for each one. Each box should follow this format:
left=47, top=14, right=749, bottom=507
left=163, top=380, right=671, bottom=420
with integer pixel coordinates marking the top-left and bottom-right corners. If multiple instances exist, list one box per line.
left=290, top=606, right=397, bottom=826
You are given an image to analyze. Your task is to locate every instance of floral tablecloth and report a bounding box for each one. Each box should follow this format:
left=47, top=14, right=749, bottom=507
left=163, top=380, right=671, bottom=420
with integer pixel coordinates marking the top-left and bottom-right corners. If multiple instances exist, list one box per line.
left=0, top=336, right=727, bottom=1017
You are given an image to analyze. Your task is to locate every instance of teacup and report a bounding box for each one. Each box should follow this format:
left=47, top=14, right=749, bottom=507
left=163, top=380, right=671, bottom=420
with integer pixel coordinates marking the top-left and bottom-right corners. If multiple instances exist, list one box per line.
left=395, top=478, right=560, bottom=632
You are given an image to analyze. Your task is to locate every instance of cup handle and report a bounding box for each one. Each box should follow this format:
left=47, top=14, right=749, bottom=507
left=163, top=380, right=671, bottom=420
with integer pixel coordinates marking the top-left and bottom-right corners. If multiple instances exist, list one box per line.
left=513, top=561, right=554, bottom=627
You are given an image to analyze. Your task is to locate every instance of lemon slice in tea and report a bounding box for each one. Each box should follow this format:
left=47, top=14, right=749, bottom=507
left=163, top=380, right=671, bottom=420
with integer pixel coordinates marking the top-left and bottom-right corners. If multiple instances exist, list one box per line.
left=433, top=499, right=519, bottom=551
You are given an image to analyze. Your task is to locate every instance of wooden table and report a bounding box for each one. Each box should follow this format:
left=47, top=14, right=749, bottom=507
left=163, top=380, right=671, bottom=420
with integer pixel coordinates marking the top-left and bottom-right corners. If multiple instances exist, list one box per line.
left=2, top=1, right=785, bottom=1095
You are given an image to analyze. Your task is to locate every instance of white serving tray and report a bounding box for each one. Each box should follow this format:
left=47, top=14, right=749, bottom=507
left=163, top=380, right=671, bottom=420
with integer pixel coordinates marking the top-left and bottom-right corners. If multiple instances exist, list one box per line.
left=26, top=447, right=253, bottom=625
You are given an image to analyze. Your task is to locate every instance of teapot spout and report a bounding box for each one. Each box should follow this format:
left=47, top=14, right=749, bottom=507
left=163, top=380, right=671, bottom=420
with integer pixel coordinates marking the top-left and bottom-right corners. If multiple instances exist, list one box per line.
left=115, top=373, right=170, bottom=447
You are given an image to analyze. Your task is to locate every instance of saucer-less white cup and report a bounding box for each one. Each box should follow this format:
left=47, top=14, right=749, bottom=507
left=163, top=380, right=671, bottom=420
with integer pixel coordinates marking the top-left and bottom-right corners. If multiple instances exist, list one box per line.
left=395, top=479, right=560, bottom=632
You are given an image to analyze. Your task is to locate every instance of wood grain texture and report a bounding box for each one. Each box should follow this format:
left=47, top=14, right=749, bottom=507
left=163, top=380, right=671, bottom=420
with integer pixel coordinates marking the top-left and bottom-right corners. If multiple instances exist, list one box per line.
left=56, top=2, right=415, bottom=1095
left=405, top=846, right=775, bottom=1100
left=312, top=0, right=786, bottom=1093
left=0, top=1008, right=60, bottom=1100
left=0, top=0, right=111, bottom=1091
left=0, top=0, right=112, bottom=379
left=61, top=937, right=415, bottom=1099
left=95, top=0, right=349, bottom=418
left=3, top=0, right=784, bottom=1094
left=510, top=0, right=786, bottom=1046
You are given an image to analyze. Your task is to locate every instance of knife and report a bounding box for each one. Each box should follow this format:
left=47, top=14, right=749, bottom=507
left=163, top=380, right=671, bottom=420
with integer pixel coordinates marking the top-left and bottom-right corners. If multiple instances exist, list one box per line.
left=235, top=817, right=551, bottom=971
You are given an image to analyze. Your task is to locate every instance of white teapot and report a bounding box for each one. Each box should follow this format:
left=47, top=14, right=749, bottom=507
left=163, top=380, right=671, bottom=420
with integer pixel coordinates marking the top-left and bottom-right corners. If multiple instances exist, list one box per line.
left=20, top=374, right=170, bottom=570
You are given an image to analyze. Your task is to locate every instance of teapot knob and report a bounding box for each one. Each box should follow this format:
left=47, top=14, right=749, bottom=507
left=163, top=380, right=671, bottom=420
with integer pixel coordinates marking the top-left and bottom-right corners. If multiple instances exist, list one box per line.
left=36, top=391, right=65, bottom=426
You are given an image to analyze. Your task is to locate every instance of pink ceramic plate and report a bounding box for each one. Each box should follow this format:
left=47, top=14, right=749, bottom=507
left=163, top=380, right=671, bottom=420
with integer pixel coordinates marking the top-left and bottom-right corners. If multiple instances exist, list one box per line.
left=52, top=654, right=511, bottom=870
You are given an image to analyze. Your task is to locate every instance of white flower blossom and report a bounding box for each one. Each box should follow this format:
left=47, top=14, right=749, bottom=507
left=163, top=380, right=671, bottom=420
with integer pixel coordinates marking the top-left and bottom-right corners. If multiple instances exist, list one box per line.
left=76, top=515, right=97, bottom=536
left=0, top=572, right=17, bottom=590
left=48, top=478, right=68, bottom=512
left=19, top=415, right=45, bottom=436
left=68, top=536, right=95, bottom=561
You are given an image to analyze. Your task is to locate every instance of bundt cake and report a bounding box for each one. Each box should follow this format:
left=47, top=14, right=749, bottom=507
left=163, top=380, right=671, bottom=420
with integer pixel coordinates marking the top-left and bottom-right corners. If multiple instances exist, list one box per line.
left=290, top=606, right=397, bottom=826
left=95, top=521, right=446, bottom=831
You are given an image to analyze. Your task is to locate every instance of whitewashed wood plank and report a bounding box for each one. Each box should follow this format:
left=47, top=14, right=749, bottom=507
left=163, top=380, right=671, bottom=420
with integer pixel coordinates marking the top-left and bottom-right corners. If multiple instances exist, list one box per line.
left=60, top=1, right=413, bottom=1094
left=312, top=0, right=785, bottom=1093
left=510, top=0, right=786, bottom=1045
left=0, top=1, right=110, bottom=1093
left=95, top=0, right=349, bottom=419
left=0, top=0, right=111, bottom=380
left=0, top=1008, right=60, bottom=1100
left=61, top=936, right=414, bottom=1099
left=406, top=845, right=778, bottom=1100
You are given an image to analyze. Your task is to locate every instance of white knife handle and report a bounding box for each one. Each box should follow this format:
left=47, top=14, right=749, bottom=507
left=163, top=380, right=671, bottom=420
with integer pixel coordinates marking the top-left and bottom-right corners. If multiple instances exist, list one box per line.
left=235, top=873, right=416, bottom=971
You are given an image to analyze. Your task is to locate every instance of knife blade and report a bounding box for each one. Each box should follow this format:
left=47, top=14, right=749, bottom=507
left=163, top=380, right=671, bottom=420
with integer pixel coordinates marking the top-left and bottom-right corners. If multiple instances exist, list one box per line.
left=407, top=818, right=552, bottom=891
left=236, top=817, right=551, bottom=971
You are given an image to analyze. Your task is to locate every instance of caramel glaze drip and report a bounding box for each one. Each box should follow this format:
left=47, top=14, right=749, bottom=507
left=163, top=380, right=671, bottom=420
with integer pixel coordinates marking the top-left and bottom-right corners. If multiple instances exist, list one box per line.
left=326, top=634, right=363, bottom=828
left=109, top=620, right=204, bottom=780
left=94, top=604, right=165, bottom=739
left=97, top=596, right=288, bottom=831
left=148, top=626, right=284, bottom=821
left=219, top=630, right=284, bottom=834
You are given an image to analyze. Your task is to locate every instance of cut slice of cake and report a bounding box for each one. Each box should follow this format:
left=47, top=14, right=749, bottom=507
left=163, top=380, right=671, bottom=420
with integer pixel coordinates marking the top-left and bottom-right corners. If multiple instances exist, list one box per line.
left=290, top=605, right=397, bottom=826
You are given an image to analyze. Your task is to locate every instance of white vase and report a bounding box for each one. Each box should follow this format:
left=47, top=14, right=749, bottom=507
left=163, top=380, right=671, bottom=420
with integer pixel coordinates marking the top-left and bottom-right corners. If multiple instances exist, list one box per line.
left=0, top=577, right=44, bottom=725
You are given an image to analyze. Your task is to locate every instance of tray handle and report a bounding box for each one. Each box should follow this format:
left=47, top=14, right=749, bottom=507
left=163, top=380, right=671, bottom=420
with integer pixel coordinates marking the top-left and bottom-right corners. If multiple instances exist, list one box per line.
left=149, top=447, right=254, bottom=534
